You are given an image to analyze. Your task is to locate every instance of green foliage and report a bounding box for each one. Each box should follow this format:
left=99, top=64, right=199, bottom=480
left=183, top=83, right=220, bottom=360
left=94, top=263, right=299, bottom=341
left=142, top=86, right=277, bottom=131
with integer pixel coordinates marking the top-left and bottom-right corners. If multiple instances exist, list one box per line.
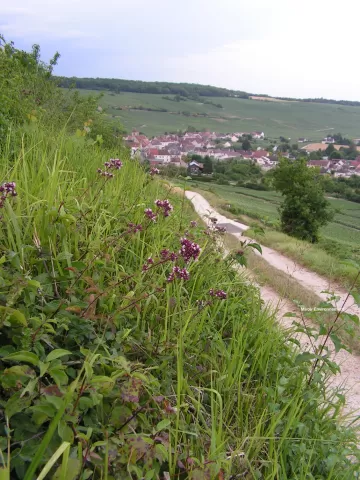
left=57, top=77, right=249, bottom=99
left=273, top=158, right=334, bottom=242
left=0, top=38, right=359, bottom=480
left=0, top=36, right=125, bottom=150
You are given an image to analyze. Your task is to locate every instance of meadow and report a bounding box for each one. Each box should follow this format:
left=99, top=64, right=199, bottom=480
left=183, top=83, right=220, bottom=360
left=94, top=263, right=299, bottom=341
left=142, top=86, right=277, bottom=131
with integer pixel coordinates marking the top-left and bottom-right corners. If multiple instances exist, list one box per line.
left=2, top=39, right=360, bottom=479
left=190, top=182, right=360, bottom=286
left=74, top=89, right=360, bottom=140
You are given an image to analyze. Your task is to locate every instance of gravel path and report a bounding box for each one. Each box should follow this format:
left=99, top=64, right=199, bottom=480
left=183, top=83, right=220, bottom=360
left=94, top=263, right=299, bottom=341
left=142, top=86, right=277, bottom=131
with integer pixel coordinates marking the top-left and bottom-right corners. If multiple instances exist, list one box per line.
left=186, top=190, right=360, bottom=419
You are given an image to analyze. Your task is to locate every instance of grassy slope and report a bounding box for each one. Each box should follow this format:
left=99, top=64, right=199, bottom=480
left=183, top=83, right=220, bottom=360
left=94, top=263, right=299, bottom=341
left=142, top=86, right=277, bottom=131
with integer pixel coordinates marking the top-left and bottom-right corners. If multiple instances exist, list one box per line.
left=75, top=89, right=360, bottom=139
left=189, top=183, right=360, bottom=288
left=0, top=127, right=359, bottom=478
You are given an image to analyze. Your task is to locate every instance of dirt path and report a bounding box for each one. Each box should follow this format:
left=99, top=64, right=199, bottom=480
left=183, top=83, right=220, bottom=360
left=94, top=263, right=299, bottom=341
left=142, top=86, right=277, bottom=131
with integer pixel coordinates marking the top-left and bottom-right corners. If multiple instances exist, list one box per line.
left=186, top=190, right=360, bottom=419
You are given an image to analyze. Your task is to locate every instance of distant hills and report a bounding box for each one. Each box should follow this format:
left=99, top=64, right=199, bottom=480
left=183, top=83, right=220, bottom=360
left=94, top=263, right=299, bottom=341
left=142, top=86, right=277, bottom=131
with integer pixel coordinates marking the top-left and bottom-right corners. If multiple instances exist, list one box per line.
left=56, top=76, right=360, bottom=107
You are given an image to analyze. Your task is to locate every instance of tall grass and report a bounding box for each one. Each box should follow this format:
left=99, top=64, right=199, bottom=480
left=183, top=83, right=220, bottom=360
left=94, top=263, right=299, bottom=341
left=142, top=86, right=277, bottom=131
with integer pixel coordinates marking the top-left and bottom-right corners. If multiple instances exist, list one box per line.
left=0, top=127, right=359, bottom=479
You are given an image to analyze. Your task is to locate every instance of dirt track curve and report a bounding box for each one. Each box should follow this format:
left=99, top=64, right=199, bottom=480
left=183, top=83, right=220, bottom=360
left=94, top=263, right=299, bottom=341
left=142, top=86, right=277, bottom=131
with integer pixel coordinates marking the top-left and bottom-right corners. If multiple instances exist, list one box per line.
left=185, top=190, right=360, bottom=419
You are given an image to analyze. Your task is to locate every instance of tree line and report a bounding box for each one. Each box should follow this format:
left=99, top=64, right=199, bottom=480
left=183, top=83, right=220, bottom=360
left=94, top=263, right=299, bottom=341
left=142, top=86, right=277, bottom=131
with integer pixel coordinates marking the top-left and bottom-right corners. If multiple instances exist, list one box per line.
left=56, top=77, right=249, bottom=99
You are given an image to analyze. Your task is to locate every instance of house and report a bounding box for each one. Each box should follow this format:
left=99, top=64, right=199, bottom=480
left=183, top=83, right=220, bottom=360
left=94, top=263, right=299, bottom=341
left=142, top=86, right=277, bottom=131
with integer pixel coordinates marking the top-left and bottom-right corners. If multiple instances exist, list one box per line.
left=307, top=160, right=331, bottom=169
left=154, top=150, right=172, bottom=163
left=223, top=142, right=232, bottom=148
left=251, top=131, right=265, bottom=139
left=231, top=135, right=239, bottom=142
left=251, top=150, right=269, bottom=159
left=188, top=160, right=204, bottom=175
left=298, top=138, right=307, bottom=143
left=322, top=136, right=335, bottom=144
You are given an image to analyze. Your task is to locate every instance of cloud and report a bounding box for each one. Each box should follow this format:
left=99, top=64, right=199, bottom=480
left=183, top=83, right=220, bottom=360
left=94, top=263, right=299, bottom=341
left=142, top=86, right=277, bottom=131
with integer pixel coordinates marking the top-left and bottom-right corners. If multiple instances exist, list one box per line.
left=0, top=0, right=359, bottom=100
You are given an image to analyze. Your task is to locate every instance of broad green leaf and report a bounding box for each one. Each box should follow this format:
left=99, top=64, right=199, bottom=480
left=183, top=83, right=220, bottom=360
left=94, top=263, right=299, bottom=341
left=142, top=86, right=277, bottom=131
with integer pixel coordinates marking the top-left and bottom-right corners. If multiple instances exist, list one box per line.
left=4, top=351, right=39, bottom=366
left=247, top=242, right=262, bottom=254
left=330, top=333, right=344, bottom=353
left=27, top=279, right=41, bottom=289
left=294, top=352, right=317, bottom=365
left=145, top=470, right=156, bottom=480
left=0, top=467, right=9, bottom=480
left=39, top=361, right=50, bottom=377
left=156, top=419, right=171, bottom=431
left=52, top=458, right=81, bottom=480
left=0, top=306, right=27, bottom=327
left=46, top=349, right=72, bottom=362
left=49, top=367, right=68, bottom=386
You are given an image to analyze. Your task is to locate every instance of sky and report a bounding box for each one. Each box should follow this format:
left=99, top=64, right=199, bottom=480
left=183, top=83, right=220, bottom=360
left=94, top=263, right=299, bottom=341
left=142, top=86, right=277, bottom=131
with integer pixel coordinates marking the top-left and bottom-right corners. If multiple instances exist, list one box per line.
left=1, top=0, right=359, bottom=101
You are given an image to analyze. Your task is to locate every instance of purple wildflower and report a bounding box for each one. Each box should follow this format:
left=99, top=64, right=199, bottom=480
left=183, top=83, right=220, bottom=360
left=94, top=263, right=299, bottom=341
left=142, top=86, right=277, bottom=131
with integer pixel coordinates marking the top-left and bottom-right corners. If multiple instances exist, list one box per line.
left=150, top=167, right=160, bottom=176
left=144, top=208, right=157, bottom=222
left=215, top=225, right=227, bottom=233
left=142, top=256, right=155, bottom=272
left=160, top=249, right=178, bottom=261
left=128, top=223, right=142, bottom=233
left=0, top=182, right=17, bottom=210
left=97, top=158, right=123, bottom=177
left=190, top=221, right=198, bottom=228
left=209, top=289, right=227, bottom=299
left=179, top=238, right=201, bottom=263
left=155, top=199, right=173, bottom=217
left=167, top=266, right=190, bottom=282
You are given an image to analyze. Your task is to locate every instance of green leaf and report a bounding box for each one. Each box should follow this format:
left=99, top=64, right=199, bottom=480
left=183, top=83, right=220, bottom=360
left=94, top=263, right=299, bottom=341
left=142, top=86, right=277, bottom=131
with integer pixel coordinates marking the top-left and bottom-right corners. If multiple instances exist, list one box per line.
left=27, top=279, right=41, bottom=289
left=4, top=351, right=39, bottom=366
left=330, top=333, right=344, bottom=353
left=52, top=458, right=81, bottom=480
left=295, top=352, right=317, bottom=365
left=0, top=467, right=9, bottom=480
left=145, top=470, right=156, bottom=480
left=156, top=419, right=171, bottom=431
left=46, top=349, right=72, bottom=362
left=0, top=306, right=27, bottom=327
left=36, top=442, right=70, bottom=480
left=49, top=368, right=68, bottom=386
left=247, top=242, right=262, bottom=254
left=39, top=361, right=50, bottom=377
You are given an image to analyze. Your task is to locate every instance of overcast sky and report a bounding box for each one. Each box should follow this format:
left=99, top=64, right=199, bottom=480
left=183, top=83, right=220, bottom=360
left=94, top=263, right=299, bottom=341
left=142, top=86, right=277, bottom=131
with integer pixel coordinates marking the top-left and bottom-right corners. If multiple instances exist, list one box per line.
left=1, top=0, right=359, bottom=100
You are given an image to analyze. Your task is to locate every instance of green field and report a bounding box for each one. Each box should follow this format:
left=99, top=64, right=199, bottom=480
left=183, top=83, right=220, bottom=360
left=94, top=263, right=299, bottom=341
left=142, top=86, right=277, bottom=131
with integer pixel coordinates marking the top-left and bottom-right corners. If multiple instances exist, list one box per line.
left=192, top=183, right=360, bottom=261
left=75, top=89, right=360, bottom=139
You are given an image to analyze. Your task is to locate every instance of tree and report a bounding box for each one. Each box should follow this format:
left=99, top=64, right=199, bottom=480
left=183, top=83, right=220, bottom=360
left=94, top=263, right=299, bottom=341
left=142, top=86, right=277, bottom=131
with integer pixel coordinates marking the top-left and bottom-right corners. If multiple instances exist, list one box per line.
left=242, top=139, right=251, bottom=150
left=330, top=150, right=342, bottom=159
left=203, top=156, right=213, bottom=174
left=272, top=158, right=334, bottom=243
left=325, top=144, right=335, bottom=156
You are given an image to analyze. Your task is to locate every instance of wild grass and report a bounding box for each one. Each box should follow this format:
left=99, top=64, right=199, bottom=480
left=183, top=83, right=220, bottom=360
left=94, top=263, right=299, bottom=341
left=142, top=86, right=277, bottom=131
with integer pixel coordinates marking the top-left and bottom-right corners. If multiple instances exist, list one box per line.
left=191, top=183, right=360, bottom=289
left=0, top=126, right=359, bottom=479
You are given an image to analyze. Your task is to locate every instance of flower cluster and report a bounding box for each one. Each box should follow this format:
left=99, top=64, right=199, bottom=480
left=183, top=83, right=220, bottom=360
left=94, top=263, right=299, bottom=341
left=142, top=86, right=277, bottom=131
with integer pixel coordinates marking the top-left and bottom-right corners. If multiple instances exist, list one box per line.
left=149, top=167, right=160, bottom=176
left=105, top=158, right=123, bottom=170
left=142, top=257, right=154, bottom=272
left=190, top=221, right=198, bottom=228
left=160, top=249, right=178, bottom=261
left=0, top=182, right=17, bottom=210
left=97, top=158, right=123, bottom=177
left=209, top=289, right=227, bottom=299
left=128, top=222, right=143, bottom=233
left=215, top=225, right=227, bottom=233
left=144, top=208, right=157, bottom=222
left=155, top=199, right=173, bottom=217
left=167, top=266, right=190, bottom=282
left=179, top=238, right=201, bottom=263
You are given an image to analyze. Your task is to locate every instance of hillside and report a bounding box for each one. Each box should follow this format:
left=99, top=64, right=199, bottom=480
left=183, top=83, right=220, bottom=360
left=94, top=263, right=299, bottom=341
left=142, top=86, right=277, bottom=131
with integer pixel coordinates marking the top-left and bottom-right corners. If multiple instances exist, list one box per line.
left=1, top=38, right=360, bottom=479
left=71, top=88, right=360, bottom=139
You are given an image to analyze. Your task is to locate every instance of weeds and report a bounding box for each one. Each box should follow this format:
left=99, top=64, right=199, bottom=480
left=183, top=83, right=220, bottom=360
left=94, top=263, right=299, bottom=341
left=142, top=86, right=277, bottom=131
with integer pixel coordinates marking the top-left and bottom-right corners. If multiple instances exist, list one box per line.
left=0, top=128, right=359, bottom=479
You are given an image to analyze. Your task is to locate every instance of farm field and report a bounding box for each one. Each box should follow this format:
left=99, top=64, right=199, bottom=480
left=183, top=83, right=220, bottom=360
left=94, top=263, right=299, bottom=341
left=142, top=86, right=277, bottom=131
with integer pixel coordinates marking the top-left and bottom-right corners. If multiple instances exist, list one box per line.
left=73, top=88, right=360, bottom=139
left=191, top=182, right=360, bottom=262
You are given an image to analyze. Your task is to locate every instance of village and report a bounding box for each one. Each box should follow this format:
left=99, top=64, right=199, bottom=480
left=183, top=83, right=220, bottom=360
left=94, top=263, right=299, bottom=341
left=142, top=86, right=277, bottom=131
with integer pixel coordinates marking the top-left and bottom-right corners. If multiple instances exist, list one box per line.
left=124, top=130, right=360, bottom=177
